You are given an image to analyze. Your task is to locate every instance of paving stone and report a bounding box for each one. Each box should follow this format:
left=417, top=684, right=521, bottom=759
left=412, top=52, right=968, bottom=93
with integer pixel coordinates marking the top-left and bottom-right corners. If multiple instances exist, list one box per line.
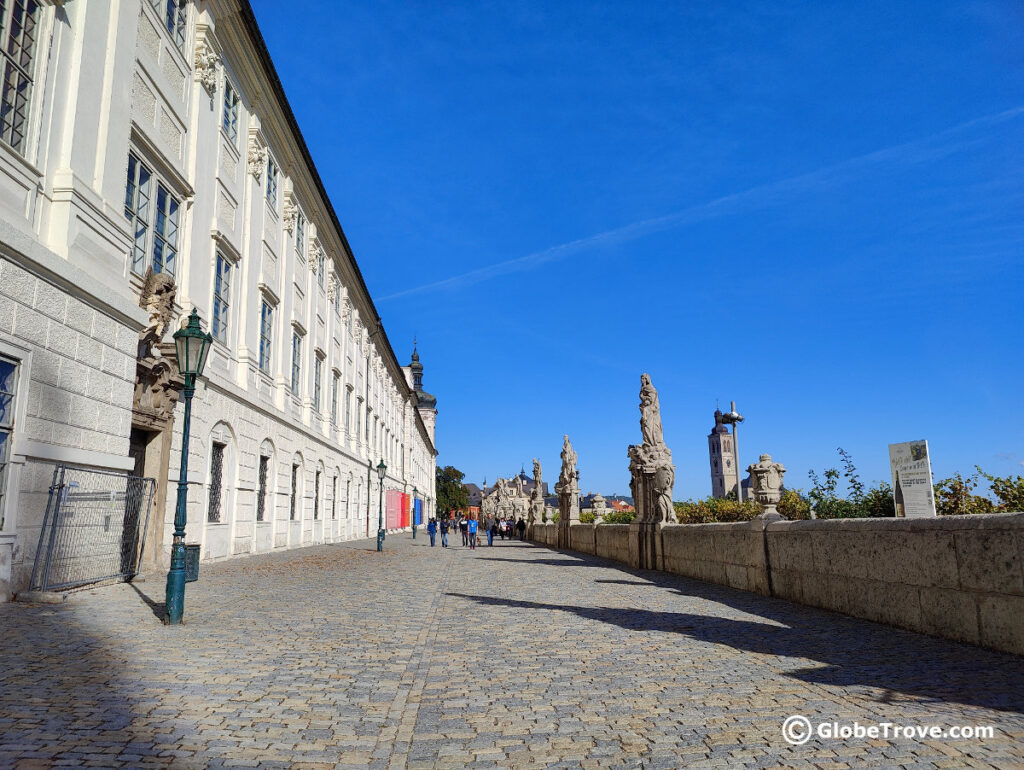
left=1, top=537, right=1023, bottom=767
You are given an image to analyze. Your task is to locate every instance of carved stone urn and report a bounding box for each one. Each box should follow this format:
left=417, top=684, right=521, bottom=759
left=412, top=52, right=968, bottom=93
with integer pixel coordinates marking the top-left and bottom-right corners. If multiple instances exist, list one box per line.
left=747, top=453, right=786, bottom=516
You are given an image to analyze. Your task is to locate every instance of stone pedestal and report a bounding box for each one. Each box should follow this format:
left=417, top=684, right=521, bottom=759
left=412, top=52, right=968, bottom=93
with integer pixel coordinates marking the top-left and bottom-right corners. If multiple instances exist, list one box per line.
left=628, top=522, right=665, bottom=571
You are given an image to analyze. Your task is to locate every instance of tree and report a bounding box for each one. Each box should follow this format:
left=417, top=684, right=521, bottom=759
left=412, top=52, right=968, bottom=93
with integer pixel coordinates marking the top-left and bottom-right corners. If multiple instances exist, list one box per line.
left=435, top=465, right=469, bottom=516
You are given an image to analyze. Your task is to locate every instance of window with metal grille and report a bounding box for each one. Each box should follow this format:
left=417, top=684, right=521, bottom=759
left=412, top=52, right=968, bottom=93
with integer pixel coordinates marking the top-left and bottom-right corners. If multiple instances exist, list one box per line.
left=222, top=79, right=239, bottom=144
left=331, top=372, right=340, bottom=425
left=124, top=153, right=179, bottom=278
left=150, top=0, right=186, bottom=51
left=0, top=1, right=39, bottom=155
left=258, top=299, right=273, bottom=373
left=207, top=442, right=225, bottom=523
left=256, top=454, right=269, bottom=522
left=213, top=253, right=231, bottom=343
left=331, top=475, right=337, bottom=519
left=313, top=354, right=323, bottom=412
left=0, top=354, right=18, bottom=530
left=289, top=463, right=298, bottom=520
left=266, top=155, right=278, bottom=207
left=290, top=333, right=302, bottom=395
left=313, top=470, right=320, bottom=520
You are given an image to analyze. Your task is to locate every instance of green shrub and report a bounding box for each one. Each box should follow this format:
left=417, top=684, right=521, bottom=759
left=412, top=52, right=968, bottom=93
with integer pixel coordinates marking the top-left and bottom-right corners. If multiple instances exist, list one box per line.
left=777, top=489, right=811, bottom=520
left=579, top=511, right=596, bottom=524
left=674, top=497, right=762, bottom=524
left=600, top=510, right=635, bottom=524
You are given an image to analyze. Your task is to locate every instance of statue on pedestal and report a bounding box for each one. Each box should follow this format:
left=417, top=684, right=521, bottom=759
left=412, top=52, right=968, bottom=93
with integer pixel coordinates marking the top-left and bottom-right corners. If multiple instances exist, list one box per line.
left=747, top=454, right=787, bottom=516
left=529, top=458, right=545, bottom=524
left=555, top=435, right=580, bottom=523
left=133, top=269, right=184, bottom=427
left=627, top=373, right=675, bottom=524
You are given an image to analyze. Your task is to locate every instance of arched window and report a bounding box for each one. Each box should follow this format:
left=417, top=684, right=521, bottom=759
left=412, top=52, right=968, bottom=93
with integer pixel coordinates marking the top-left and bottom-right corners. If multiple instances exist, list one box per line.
left=257, top=439, right=275, bottom=523
left=290, top=452, right=304, bottom=521
left=207, top=422, right=236, bottom=524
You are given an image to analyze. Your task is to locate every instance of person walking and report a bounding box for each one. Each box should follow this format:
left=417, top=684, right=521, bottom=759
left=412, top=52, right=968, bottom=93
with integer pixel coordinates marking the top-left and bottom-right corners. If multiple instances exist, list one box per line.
left=427, top=517, right=437, bottom=547
left=439, top=517, right=450, bottom=548
left=467, top=516, right=478, bottom=550
left=488, top=517, right=497, bottom=547
left=459, top=516, right=469, bottom=546
left=516, top=517, right=526, bottom=541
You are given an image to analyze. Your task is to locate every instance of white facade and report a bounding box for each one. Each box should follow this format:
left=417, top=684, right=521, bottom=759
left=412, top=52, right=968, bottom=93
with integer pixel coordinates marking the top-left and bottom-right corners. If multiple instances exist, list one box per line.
left=0, top=0, right=437, bottom=599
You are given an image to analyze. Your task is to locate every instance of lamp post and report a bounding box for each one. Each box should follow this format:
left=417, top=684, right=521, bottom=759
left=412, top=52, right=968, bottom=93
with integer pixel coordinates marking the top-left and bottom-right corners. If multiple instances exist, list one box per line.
left=165, top=308, right=213, bottom=625
left=721, top=400, right=745, bottom=502
left=412, top=485, right=418, bottom=539
left=376, top=458, right=386, bottom=552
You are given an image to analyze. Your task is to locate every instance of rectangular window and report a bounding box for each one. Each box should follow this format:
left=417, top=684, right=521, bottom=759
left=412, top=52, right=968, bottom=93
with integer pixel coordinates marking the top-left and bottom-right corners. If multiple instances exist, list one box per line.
left=313, top=354, right=323, bottom=413
left=124, top=154, right=152, bottom=275
left=290, top=333, right=302, bottom=395
left=222, top=79, right=239, bottom=144
left=266, top=156, right=278, bottom=207
left=289, top=463, right=298, bottom=520
left=365, top=406, right=370, bottom=442
left=0, top=354, right=18, bottom=529
left=125, top=161, right=181, bottom=279
left=207, top=442, right=225, bottom=523
left=313, top=470, right=320, bottom=520
left=213, top=253, right=231, bottom=343
left=345, top=386, right=352, bottom=436
left=256, top=454, right=269, bottom=522
left=295, top=213, right=305, bottom=260
left=258, top=300, right=273, bottom=374
left=150, top=0, right=186, bottom=50
left=317, top=251, right=325, bottom=290
left=0, top=1, right=39, bottom=155
left=331, top=372, right=340, bottom=425
left=331, top=476, right=337, bottom=519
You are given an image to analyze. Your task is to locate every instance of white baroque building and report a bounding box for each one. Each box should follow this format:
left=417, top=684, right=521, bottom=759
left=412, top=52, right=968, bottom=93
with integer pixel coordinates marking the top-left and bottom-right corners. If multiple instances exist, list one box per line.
left=0, top=0, right=438, bottom=599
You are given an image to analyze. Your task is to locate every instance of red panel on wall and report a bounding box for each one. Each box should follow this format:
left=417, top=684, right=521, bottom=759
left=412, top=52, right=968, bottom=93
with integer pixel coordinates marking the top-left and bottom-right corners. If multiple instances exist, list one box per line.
left=386, top=490, right=400, bottom=529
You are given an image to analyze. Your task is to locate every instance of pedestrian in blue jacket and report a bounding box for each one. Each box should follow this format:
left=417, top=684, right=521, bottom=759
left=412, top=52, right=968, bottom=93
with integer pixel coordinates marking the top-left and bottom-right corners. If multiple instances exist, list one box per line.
left=427, top=518, right=437, bottom=547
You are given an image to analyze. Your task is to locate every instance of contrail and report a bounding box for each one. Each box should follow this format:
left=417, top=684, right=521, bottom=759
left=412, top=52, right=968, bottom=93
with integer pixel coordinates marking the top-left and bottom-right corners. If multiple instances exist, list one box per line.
left=377, top=106, right=1024, bottom=302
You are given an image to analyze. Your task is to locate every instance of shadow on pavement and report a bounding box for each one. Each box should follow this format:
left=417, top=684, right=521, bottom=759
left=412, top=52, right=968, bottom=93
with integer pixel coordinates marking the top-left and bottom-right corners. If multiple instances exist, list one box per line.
left=447, top=592, right=1024, bottom=715
left=128, top=581, right=165, bottom=622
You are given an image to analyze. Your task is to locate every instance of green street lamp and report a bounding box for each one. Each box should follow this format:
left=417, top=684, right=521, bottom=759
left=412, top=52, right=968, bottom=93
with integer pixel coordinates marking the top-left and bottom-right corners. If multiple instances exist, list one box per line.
left=376, top=459, right=387, bottom=552
left=411, top=486, right=418, bottom=539
left=165, top=308, right=213, bottom=625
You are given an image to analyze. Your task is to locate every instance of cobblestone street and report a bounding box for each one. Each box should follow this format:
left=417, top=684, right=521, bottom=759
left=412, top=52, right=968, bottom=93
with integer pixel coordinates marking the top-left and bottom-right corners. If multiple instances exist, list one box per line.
left=2, top=535, right=1024, bottom=769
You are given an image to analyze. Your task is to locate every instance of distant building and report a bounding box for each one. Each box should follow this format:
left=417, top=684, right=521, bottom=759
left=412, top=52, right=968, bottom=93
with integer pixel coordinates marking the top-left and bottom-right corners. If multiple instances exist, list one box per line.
left=708, top=407, right=754, bottom=499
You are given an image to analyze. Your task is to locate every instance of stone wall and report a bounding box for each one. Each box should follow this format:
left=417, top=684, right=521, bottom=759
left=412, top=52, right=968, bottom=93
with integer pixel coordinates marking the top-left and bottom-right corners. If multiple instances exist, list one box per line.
left=528, top=513, right=1024, bottom=656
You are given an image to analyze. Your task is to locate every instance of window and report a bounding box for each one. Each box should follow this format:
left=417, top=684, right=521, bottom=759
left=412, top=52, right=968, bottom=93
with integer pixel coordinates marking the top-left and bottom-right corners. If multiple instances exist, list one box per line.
left=364, top=406, right=370, bottom=442
left=0, top=355, right=18, bottom=529
left=256, top=454, right=269, bottom=522
left=149, top=0, right=186, bottom=50
left=222, top=79, right=239, bottom=144
left=331, top=475, right=337, bottom=520
left=289, top=463, right=299, bottom=520
left=295, top=213, right=305, bottom=260
left=331, top=372, right=340, bottom=425
left=345, top=386, right=352, bottom=436
left=313, top=354, right=323, bottom=412
left=125, top=153, right=180, bottom=277
left=258, top=300, right=273, bottom=374
left=316, top=251, right=325, bottom=290
left=207, top=442, right=225, bottom=523
left=266, top=156, right=278, bottom=207
left=0, top=1, right=40, bottom=155
left=290, top=333, right=302, bottom=394
left=212, top=253, right=231, bottom=343
left=313, top=470, right=321, bottom=520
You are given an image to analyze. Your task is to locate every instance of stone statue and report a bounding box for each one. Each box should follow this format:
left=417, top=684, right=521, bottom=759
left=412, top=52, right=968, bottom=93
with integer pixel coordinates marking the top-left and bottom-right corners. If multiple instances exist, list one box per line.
left=627, top=373, right=674, bottom=525
left=556, top=435, right=580, bottom=524
left=133, top=269, right=184, bottom=426
left=639, top=373, right=665, bottom=450
left=137, top=268, right=177, bottom=360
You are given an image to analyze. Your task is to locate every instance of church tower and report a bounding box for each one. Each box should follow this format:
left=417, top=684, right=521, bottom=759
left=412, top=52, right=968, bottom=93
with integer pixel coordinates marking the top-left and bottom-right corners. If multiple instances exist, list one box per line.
left=708, top=408, right=737, bottom=498
left=408, top=342, right=437, bottom=446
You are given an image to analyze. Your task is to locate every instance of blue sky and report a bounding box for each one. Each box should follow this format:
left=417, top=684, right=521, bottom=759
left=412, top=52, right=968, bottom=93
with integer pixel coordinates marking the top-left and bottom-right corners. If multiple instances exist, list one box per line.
left=250, top=0, right=1023, bottom=499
